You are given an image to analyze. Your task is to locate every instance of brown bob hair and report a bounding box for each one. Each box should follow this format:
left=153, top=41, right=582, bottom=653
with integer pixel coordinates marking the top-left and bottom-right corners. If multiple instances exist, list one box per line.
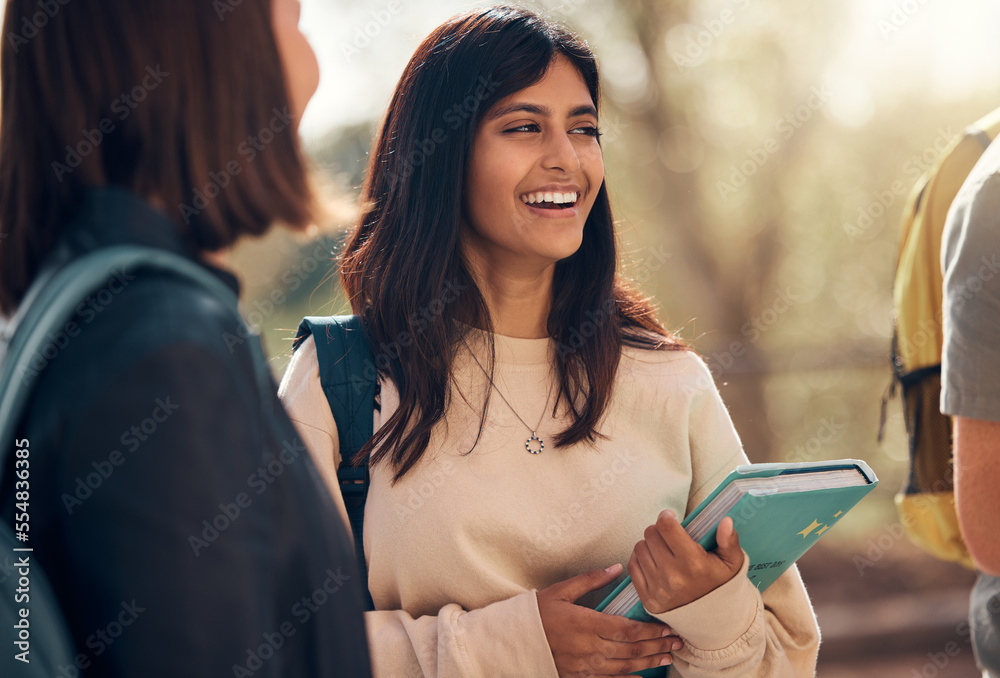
left=0, top=0, right=315, bottom=313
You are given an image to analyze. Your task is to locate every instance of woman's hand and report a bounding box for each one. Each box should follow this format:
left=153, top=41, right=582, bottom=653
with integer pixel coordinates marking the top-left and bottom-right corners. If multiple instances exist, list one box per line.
left=628, top=510, right=744, bottom=615
left=536, top=563, right=683, bottom=677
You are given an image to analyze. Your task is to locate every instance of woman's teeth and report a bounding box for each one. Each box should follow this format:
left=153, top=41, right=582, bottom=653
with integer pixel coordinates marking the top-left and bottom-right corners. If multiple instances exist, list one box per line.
left=520, top=191, right=578, bottom=208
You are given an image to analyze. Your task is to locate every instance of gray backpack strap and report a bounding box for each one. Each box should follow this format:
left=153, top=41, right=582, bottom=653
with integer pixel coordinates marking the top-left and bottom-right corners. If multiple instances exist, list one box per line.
left=293, top=315, right=376, bottom=610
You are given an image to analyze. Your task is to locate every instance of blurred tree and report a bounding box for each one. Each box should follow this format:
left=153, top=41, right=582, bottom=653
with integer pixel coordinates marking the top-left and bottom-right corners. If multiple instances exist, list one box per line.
left=559, top=0, right=843, bottom=460
left=311, top=120, right=378, bottom=195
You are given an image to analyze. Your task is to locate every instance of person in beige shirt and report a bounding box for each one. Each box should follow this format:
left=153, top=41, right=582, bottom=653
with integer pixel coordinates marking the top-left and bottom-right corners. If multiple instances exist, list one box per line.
left=279, top=6, right=820, bottom=676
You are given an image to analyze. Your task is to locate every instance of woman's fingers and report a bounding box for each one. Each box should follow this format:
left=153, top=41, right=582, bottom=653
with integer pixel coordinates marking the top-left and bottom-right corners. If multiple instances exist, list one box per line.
left=540, top=565, right=685, bottom=677
left=601, top=634, right=683, bottom=660
left=595, top=610, right=674, bottom=643
left=554, top=605, right=684, bottom=675
left=642, top=525, right=675, bottom=571
left=545, top=563, right=625, bottom=604
left=633, top=540, right=660, bottom=591
left=629, top=509, right=748, bottom=615
left=587, top=632, right=683, bottom=676
left=590, top=607, right=684, bottom=669
left=538, top=562, right=699, bottom=676
left=627, top=549, right=649, bottom=600
left=652, top=509, right=702, bottom=561
left=582, top=646, right=678, bottom=675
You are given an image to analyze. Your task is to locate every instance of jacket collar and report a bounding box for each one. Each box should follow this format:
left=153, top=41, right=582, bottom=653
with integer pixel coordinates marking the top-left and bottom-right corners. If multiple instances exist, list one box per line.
left=66, top=185, right=240, bottom=295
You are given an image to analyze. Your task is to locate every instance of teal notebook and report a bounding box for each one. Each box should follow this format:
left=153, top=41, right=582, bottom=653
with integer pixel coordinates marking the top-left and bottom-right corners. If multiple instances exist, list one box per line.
left=594, top=458, right=878, bottom=677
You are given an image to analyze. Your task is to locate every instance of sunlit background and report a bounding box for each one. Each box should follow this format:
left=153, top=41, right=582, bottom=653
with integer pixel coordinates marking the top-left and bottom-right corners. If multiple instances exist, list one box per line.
left=224, top=0, right=1000, bottom=674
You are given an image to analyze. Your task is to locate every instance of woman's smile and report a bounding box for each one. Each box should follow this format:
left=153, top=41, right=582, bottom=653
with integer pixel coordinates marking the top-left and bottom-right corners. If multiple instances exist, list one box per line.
left=519, top=185, right=582, bottom=217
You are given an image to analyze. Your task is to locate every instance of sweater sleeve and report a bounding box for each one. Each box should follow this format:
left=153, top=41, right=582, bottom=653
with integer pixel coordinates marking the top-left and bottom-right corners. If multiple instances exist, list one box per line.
left=650, top=561, right=819, bottom=677
left=364, top=593, right=559, bottom=678
left=278, top=337, right=561, bottom=678
left=647, top=355, right=820, bottom=676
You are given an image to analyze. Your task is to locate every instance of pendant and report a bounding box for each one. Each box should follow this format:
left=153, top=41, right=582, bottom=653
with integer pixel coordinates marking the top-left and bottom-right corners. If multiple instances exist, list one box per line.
left=526, top=431, right=544, bottom=454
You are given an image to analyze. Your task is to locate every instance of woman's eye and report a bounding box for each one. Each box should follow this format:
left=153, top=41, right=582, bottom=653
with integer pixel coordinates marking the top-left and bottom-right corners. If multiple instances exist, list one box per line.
left=502, top=123, right=602, bottom=137
left=504, top=123, right=541, bottom=134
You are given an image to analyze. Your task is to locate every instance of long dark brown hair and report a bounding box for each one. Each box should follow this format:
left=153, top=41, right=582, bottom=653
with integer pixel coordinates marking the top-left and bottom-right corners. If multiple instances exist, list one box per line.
left=341, top=5, right=687, bottom=483
left=0, top=0, right=316, bottom=313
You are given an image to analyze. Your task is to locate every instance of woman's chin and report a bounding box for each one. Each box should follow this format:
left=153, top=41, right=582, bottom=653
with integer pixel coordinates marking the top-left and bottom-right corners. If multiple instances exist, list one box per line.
left=541, top=236, right=586, bottom=263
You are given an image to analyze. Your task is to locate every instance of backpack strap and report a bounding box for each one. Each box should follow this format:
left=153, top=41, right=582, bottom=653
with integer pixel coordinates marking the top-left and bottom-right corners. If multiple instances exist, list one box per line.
left=905, top=126, right=992, bottom=218
left=0, top=244, right=261, bottom=676
left=294, top=315, right=376, bottom=611
left=0, top=245, right=261, bottom=477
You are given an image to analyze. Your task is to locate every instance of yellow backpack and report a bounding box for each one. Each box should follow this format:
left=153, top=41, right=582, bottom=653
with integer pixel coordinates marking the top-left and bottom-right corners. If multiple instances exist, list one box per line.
left=886, top=107, right=1000, bottom=570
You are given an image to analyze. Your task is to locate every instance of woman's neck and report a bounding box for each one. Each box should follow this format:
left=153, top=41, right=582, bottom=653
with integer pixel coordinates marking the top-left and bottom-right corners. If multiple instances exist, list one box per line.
left=465, top=257, right=554, bottom=339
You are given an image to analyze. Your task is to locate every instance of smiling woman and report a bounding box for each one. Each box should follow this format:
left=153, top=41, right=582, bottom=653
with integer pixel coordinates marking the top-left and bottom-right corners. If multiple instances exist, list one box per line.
left=279, top=5, right=820, bottom=677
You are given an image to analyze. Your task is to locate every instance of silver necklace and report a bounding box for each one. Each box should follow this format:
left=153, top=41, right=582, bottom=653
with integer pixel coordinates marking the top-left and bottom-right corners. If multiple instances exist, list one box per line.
left=463, top=339, right=555, bottom=454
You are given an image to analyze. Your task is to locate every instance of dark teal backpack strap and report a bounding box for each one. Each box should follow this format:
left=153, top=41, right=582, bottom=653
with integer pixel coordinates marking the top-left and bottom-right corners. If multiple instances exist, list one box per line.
left=0, top=245, right=263, bottom=677
left=293, top=315, right=376, bottom=611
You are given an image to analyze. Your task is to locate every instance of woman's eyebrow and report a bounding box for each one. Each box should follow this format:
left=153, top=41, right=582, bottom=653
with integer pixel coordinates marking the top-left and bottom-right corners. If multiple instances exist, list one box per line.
left=488, top=102, right=598, bottom=120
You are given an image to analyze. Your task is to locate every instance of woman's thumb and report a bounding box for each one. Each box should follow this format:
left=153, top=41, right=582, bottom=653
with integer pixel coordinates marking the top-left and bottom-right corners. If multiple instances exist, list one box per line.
left=716, top=516, right=743, bottom=567
left=550, top=563, right=623, bottom=603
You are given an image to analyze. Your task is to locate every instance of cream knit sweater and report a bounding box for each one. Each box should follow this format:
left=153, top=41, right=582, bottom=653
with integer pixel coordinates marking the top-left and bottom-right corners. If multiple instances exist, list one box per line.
left=278, top=328, right=820, bottom=677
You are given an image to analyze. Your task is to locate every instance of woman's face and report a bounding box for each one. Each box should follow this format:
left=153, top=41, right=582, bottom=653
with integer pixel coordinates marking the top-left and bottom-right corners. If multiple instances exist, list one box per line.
left=462, top=55, right=605, bottom=274
left=272, top=0, right=320, bottom=121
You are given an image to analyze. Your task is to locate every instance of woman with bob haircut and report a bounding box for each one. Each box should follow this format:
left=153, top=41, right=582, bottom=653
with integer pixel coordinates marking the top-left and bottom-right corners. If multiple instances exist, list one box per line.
left=0, top=0, right=371, bottom=675
left=281, top=5, right=820, bottom=677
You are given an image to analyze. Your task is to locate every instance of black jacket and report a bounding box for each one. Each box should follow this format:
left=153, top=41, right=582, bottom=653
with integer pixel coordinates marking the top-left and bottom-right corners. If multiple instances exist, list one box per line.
left=0, top=187, right=371, bottom=677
